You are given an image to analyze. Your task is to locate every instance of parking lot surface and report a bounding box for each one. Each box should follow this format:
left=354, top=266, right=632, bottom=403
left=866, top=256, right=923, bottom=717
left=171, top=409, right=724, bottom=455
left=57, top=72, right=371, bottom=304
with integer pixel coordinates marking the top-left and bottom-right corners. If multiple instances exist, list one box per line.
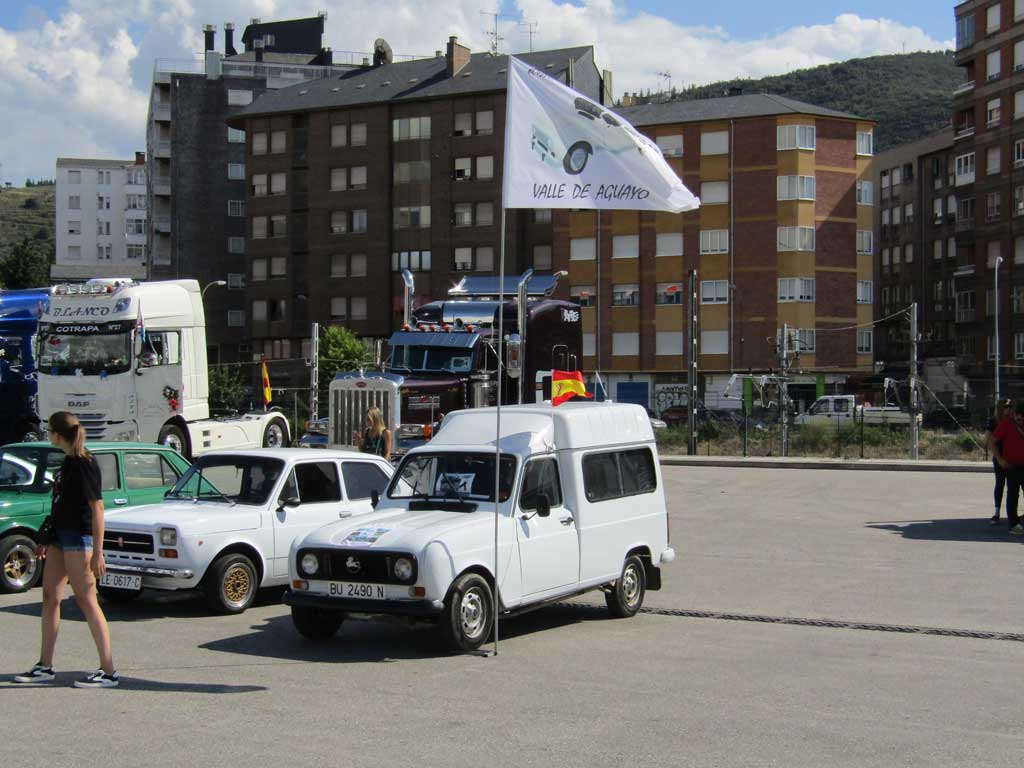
left=2, top=466, right=1022, bottom=767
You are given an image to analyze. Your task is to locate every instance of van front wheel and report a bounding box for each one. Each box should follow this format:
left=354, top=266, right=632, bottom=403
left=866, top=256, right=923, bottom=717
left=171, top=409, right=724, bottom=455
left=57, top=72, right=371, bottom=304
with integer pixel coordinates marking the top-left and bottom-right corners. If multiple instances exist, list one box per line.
left=439, top=573, right=493, bottom=652
left=605, top=555, right=646, bottom=618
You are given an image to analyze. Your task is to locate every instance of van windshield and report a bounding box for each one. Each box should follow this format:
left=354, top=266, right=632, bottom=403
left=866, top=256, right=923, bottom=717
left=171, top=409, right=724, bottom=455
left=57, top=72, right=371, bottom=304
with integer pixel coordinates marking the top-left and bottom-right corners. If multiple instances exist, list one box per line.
left=388, top=452, right=516, bottom=503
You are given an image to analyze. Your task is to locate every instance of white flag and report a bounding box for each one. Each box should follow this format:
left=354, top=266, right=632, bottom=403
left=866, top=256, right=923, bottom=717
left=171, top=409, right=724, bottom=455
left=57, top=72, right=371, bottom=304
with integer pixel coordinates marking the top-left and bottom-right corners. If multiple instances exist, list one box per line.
left=502, top=56, right=700, bottom=213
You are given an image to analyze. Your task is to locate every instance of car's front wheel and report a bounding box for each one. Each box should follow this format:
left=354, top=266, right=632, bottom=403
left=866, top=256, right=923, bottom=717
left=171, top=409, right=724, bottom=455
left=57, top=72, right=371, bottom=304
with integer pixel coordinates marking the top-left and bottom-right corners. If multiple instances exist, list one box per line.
left=291, top=605, right=344, bottom=641
left=0, top=535, right=42, bottom=593
left=203, top=553, right=258, bottom=614
left=439, top=573, right=493, bottom=652
left=605, top=554, right=646, bottom=618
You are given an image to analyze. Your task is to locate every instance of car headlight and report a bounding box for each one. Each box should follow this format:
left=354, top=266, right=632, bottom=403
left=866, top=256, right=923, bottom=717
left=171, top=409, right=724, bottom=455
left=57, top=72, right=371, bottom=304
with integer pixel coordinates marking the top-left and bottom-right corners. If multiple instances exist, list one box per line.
left=393, top=557, right=414, bottom=582
left=300, top=553, right=319, bottom=576
left=159, top=527, right=177, bottom=546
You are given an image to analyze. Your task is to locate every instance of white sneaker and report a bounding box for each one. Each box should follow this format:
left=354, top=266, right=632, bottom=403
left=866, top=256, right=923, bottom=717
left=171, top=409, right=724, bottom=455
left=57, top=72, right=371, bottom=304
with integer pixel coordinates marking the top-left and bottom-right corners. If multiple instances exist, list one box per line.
left=1010, top=524, right=1024, bottom=536
left=73, top=670, right=119, bottom=688
left=14, top=663, right=55, bottom=683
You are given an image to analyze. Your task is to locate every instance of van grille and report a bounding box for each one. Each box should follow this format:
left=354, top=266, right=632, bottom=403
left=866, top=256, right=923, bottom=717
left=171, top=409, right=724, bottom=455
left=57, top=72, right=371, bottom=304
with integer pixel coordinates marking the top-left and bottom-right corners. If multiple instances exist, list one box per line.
left=103, top=530, right=154, bottom=554
left=300, top=548, right=416, bottom=584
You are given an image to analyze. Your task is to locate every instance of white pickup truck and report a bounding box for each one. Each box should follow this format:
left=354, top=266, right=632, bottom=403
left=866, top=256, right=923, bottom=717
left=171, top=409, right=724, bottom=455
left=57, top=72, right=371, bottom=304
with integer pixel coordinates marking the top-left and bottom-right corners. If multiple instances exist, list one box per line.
left=796, top=395, right=917, bottom=427
left=100, top=448, right=393, bottom=613
left=285, top=402, right=676, bottom=651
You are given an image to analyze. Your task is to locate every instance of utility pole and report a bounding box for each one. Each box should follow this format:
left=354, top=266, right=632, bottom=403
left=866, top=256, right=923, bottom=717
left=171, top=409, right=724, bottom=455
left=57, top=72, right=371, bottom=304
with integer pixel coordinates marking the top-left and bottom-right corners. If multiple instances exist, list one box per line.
left=309, top=322, right=320, bottom=426
left=686, top=269, right=698, bottom=455
left=909, top=303, right=919, bottom=460
left=518, top=20, right=538, bottom=51
left=779, top=323, right=790, bottom=458
left=995, top=257, right=1003, bottom=403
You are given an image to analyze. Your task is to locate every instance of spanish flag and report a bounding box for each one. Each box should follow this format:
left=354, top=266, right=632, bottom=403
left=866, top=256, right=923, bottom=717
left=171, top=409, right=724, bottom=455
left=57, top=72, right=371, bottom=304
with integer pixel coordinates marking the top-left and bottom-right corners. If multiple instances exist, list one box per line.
left=551, top=370, right=593, bottom=406
left=261, top=356, right=272, bottom=408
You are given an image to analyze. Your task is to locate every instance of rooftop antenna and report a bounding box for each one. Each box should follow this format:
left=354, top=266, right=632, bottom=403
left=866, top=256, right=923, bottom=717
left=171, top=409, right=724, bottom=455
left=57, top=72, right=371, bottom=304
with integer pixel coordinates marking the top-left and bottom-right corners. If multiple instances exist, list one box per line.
left=519, top=20, right=539, bottom=52
left=657, top=70, right=672, bottom=95
left=480, top=8, right=510, bottom=55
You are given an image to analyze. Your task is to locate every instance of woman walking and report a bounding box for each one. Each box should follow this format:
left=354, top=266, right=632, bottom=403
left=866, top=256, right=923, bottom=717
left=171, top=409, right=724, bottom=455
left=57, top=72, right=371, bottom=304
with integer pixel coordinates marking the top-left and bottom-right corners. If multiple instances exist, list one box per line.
left=14, top=412, right=118, bottom=688
left=987, top=398, right=1012, bottom=525
left=353, top=406, right=393, bottom=458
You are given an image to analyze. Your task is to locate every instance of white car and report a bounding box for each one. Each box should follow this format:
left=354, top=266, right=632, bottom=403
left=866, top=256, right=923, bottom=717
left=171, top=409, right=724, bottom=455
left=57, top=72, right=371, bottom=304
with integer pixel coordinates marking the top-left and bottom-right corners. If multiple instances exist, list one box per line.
left=100, top=448, right=393, bottom=613
left=285, top=402, right=675, bottom=651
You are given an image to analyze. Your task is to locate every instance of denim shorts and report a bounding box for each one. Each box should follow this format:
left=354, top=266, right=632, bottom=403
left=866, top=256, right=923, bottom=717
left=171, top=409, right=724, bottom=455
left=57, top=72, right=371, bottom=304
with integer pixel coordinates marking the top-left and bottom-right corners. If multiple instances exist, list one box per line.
left=53, top=529, right=94, bottom=552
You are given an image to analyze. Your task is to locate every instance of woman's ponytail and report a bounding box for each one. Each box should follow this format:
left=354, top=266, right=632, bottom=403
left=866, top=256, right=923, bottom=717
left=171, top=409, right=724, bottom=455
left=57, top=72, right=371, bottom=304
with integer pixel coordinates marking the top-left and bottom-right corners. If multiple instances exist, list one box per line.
left=48, top=412, right=90, bottom=458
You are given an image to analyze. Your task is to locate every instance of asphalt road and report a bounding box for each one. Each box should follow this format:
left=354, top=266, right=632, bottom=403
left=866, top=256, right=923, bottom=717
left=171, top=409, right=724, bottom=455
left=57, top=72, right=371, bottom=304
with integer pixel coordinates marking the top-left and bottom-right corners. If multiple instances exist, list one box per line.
left=1, top=466, right=1021, bottom=767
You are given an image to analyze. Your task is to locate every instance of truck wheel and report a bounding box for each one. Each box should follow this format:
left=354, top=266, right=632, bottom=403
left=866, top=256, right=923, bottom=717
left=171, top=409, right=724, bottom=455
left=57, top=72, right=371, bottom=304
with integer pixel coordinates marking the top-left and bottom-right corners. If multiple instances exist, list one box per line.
left=605, top=555, right=646, bottom=618
left=98, top=586, right=143, bottom=602
left=262, top=418, right=288, bottom=448
left=563, top=141, right=593, bottom=175
left=0, top=534, right=42, bottom=593
left=20, top=427, right=41, bottom=443
left=203, top=553, right=258, bottom=614
left=291, top=605, right=344, bottom=641
left=439, top=573, right=493, bottom=652
left=158, top=424, right=189, bottom=458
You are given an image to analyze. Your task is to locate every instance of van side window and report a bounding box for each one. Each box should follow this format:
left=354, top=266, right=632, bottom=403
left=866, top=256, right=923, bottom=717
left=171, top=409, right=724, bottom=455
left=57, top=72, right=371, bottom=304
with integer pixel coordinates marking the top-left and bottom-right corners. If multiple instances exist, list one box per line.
left=520, top=458, right=562, bottom=510
left=582, top=447, right=656, bottom=503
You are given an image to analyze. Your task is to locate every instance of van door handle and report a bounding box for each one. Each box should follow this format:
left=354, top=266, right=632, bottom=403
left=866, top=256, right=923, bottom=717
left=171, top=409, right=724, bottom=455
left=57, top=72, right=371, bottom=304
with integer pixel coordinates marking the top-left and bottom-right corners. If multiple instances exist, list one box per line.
left=114, top=498, right=128, bottom=505
left=559, top=516, right=574, bottom=526
left=339, top=511, right=352, bottom=519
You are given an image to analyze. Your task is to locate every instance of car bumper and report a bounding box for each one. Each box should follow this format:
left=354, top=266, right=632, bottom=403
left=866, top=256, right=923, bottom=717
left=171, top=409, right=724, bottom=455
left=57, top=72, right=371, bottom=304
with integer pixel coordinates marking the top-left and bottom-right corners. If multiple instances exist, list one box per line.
left=105, top=563, right=195, bottom=587
left=284, top=589, right=444, bottom=617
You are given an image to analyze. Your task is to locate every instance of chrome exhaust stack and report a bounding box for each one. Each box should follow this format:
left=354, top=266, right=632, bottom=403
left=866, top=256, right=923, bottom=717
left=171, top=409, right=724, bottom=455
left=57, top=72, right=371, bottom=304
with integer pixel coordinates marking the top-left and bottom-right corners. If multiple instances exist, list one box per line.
left=402, top=268, right=415, bottom=327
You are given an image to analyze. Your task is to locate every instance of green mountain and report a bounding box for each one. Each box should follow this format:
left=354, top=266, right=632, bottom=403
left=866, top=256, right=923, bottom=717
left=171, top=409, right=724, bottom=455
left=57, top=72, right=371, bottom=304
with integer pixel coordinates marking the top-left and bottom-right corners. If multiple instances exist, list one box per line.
left=0, top=185, right=55, bottom=283
left=632, top=51, right=960, bottom=152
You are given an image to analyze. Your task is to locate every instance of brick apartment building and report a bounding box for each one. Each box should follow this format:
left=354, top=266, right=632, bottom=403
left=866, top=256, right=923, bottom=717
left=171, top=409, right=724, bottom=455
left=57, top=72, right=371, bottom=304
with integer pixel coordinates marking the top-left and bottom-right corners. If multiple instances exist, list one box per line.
left=146, top=15, right=360, bottom=365
left=562, top=96, right=876, bottom=409
left=228, top=39, right=606, bottom=388
left=952, top=0, right=1024, bottom=403
left=228, top=41, right=873, bottom=411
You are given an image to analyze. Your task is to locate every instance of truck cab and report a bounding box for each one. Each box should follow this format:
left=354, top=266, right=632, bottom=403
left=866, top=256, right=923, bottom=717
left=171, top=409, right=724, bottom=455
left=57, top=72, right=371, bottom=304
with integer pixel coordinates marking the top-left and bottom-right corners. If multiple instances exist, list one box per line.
left=0, top=288, right=50, bottom=444
left=286, top=402, right=675, bottom=651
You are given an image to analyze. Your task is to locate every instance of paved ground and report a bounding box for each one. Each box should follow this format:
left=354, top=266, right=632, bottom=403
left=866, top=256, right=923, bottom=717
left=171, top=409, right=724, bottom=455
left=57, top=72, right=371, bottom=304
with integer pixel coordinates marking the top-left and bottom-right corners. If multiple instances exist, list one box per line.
left=2, top=467, right=1022, bottom=767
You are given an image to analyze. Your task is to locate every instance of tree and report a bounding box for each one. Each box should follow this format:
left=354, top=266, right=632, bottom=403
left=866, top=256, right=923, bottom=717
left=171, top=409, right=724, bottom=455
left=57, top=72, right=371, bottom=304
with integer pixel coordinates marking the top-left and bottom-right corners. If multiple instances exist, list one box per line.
left=0, top=237, right=51, bottom=289
left=319, top=326, right=373, bottom=385
left=208, top=364, right=247, bottom=415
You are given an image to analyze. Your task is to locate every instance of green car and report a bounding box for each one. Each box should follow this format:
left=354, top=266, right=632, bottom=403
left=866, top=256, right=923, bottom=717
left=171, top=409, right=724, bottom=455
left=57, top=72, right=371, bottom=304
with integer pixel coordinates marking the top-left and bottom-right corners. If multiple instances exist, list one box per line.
left=0, top=442, right=191, bottom=593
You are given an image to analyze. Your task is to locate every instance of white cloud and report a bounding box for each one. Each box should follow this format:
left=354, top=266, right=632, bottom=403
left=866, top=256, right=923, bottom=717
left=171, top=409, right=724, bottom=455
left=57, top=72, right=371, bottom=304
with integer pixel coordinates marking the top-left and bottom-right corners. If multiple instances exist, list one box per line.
left=0, top=1, right=954, bottom=183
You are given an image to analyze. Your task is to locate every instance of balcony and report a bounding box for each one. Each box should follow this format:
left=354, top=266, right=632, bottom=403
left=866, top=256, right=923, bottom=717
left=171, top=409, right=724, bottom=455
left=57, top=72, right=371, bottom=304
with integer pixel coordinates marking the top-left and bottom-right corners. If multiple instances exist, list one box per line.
left=956, top=309, right=975, bottom=323
left=152, top=177, right=171, bottom=196
left=152, top=103, right=170, bottom=122
left=955, top=170, right=975, bottom=187
left=953, top=80, right=976, bottom=97
left=954, top=125, right=976, bottom=141
left=154, top=141, right=171, bottom=159
left=955, top=218, right=975, bottom=233
left=154, top=216, right=171, bottom=233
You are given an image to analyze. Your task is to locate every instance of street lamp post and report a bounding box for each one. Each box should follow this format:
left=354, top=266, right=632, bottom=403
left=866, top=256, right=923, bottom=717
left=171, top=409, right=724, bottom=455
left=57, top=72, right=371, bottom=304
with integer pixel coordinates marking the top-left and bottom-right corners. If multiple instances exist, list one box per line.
left=202, top=279, right=227, bottom=298
left=995, top=256, right=1003, bottom=403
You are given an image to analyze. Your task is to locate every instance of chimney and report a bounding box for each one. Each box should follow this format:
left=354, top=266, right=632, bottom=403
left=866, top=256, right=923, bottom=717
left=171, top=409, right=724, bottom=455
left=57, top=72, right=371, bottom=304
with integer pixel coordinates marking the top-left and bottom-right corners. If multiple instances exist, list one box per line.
left=362, top=57, right=370, bottom=66
left=435, top=50, right=443, bottom=58
left=224, top=22, right=236, bottom=56
left=203, top=24, right=216, bottom=52
left=319, top=46, right=333, bottom=66
left=446, top=36, right=470, bottom=77
left=254, top=38, right=264, bottom=63
left=134, top=152, right=146, bottom=165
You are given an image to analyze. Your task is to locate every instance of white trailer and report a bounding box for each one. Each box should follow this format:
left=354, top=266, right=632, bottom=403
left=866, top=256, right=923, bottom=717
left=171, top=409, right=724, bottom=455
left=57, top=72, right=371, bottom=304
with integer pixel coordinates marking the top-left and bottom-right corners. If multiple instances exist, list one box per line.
left=37, top=279, right=289, bottom=457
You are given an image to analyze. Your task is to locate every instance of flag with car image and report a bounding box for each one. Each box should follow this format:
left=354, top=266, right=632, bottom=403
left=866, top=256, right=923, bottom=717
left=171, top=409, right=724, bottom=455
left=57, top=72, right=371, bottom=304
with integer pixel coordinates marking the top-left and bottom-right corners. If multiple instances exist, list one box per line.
left=502, top=56, right=700, bottom=213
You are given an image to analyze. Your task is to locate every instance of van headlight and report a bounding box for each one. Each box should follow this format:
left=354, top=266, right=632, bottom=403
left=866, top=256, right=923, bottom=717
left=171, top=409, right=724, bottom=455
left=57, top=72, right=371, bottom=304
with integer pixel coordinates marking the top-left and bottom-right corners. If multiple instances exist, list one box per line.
left=300, top=553, right=319, bottom=576
left=393, top=557, right=414, bottom=582
left=159, top=527, right=177, bottom=546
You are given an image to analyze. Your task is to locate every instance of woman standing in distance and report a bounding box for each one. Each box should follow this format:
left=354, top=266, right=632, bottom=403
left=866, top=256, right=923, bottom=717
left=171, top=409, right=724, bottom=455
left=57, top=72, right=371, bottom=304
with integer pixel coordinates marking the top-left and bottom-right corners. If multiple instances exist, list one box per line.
left=986, top=399, right=1012, bottom=525
left=14, top=412, right=118, bottom=688
left=354, top=406, right=393, bottom=458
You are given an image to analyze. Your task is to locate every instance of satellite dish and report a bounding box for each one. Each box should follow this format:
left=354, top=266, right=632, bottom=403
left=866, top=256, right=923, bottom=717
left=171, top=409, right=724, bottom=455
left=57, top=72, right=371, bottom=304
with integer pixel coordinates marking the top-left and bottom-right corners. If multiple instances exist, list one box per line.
left=373, top=38, right=393, bottom=66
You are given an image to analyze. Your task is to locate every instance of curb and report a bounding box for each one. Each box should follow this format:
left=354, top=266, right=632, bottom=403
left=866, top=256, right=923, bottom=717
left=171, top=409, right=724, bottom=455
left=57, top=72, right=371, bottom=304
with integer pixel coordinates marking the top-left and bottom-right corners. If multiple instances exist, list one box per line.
left=659, top=455, right=990, bottom=473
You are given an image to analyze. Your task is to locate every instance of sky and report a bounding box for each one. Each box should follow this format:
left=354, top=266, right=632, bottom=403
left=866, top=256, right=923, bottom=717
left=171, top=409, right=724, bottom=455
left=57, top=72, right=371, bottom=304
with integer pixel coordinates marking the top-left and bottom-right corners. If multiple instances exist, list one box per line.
left=0, top=1, right=956, bottom=184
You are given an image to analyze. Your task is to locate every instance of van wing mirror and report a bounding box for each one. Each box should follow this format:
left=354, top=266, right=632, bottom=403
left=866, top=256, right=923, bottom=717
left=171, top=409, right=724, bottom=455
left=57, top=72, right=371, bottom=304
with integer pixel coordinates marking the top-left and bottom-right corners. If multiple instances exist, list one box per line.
left=277, top=495, right=300, bottom=511
left=371, top=489, right=380, bottom=508
left=536, top=494, right=551, bottom=518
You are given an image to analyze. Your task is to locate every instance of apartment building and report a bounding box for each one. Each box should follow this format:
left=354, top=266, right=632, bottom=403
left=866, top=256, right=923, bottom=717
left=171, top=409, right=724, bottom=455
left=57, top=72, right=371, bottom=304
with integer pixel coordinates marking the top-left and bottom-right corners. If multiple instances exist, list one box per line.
left=146, top=14, right=359, bottom=364
left=53, top=155, right=148, bottom=282
left=553, top=95, right=876, bottom=410
left=953, top=0, right=1024, bottom=402
left=227, top=39, right=606, bottom=387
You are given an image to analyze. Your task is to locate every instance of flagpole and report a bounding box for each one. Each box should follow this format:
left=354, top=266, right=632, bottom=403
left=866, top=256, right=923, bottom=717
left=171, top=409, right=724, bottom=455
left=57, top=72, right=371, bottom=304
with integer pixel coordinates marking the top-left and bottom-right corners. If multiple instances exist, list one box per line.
left=595, top=211, right=602, bottom=397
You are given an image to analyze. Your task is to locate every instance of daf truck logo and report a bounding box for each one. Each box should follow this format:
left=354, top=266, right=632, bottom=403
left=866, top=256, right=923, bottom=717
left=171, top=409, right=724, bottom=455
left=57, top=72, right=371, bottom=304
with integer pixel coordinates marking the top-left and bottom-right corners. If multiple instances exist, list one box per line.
left=67, top=401, right=90, bottom=408
left=345, top=556, right=362, bottom=574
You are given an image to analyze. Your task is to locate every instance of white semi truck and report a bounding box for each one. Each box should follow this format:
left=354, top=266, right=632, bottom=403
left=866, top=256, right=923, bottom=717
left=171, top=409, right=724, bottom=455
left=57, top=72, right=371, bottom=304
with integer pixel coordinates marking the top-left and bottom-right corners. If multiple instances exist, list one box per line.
left=36, top=279, right=289, bottom=457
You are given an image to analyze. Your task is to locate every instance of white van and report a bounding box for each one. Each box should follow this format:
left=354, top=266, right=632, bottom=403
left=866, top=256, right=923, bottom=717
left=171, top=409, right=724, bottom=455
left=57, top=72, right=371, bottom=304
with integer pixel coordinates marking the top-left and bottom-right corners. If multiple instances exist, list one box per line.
left=285, top=402, right=675, bottom=651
